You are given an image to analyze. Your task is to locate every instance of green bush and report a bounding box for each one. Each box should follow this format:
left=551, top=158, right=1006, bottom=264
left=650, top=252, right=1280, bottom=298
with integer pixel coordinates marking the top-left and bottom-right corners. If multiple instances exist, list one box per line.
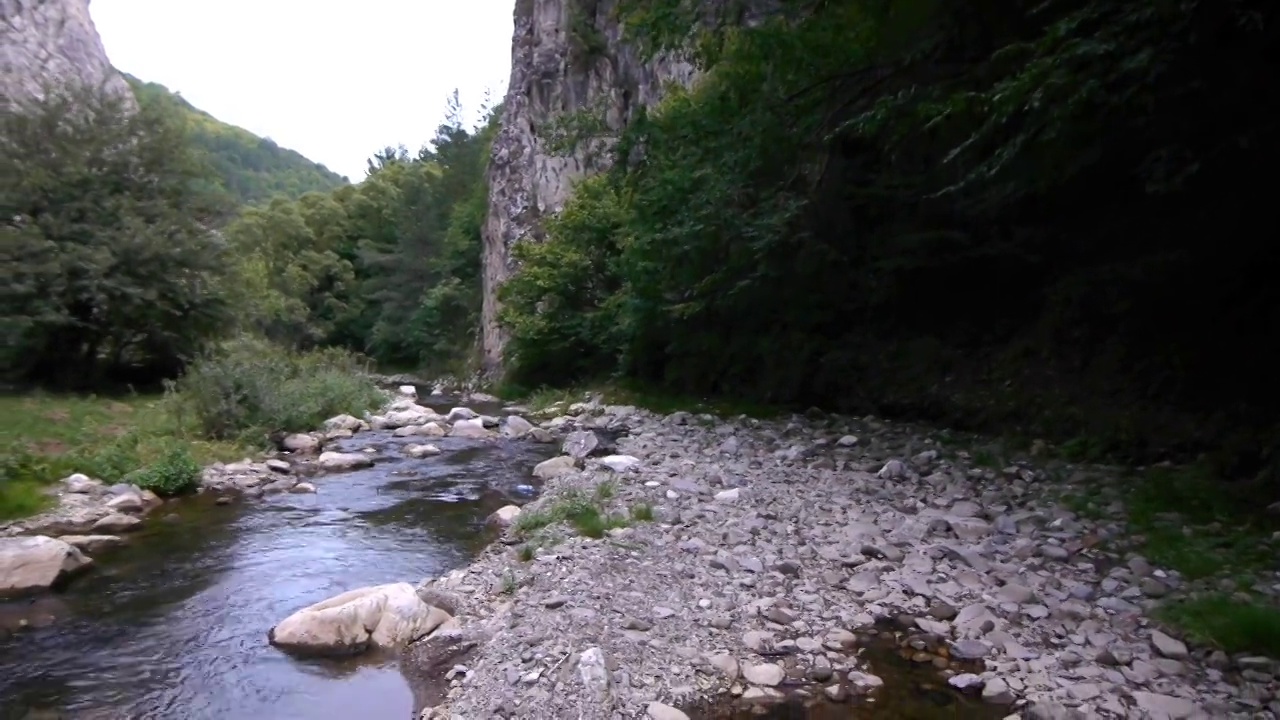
left=125, top=441, right=202, bottom=496
left=499, top=175, right=629, bottom=386
left=167, top=336, right=385, bottom=441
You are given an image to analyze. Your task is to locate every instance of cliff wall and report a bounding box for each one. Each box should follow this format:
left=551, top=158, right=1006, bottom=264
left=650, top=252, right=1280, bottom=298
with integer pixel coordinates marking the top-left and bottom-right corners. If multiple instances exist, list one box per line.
left=1, top=0, right=132, bottom=107
left=479, top=0, right=697, bottom=370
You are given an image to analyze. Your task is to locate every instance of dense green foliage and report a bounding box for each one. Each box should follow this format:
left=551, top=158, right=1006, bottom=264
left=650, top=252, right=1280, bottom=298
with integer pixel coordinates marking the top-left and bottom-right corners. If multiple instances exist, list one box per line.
left=127, top=75, right=348, bottom=208
left=221, top=93, right=499, bottom=372
left=2, top=81, right=230, bottom=388
left=3, top=76, right=495, bottom=393
left=502, top=0, right=1280, bottom=487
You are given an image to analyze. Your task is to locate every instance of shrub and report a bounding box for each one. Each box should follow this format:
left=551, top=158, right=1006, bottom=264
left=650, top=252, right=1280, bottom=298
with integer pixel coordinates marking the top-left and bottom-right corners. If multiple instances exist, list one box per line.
left=499, top=175, right=628, bottom=386
left=167, top=336, right=385, bottom=442
left=126, top=441, right=202, bottom=496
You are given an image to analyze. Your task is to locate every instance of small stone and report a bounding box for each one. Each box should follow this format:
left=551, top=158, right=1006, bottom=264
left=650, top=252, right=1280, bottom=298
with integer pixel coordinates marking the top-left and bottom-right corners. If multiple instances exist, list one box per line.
left=1138, top=577, right=1169, bottom=597
left=1150, top=630, right=1189, bottom=659
left=951, top=639, right=990, bottom=661
left=981, top=677, right=1015, bottom=705
left=846, top=671, right=884, bottom=694
left=623, top=617, right=652, bottom=631
left=543, top=595, right=570, bottom=609
left=742, top=662, right=785, bottom=686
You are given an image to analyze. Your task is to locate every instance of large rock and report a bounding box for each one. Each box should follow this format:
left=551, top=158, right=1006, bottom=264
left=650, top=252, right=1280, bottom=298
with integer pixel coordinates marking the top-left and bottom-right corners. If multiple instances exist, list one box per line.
left=0, top=536, right=93, bottom=598
left=384, top=407, right=440, bottom=428
left=323, top=414, right=368, bottom=433
left=317, top=451, right=374, bottom=471
left=268, top=582, right=451, bottom=656
left=282, top=433, right=321, bottom=453
left=502, top=415, right=535, bottom=438
left=448, top=418, right=491, bottom=439
left=533, top=455, right=577, bottom=479
left=562, top=430, right=602, bottom=460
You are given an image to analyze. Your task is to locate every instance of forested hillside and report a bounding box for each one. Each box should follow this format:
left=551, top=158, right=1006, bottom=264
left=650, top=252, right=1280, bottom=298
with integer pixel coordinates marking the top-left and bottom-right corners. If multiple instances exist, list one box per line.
left=126, top=75, right=348, bottom=208
left=2, top=81, right=492, bottom=389
left=496, top=0, right=1280, bottom=490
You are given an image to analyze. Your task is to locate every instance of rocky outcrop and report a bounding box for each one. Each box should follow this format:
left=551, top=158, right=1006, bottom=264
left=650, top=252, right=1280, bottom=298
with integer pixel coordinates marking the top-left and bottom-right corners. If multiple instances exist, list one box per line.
left=480, top=0, right=699, bottom=369
left=0, top=0, right=134, bottom=108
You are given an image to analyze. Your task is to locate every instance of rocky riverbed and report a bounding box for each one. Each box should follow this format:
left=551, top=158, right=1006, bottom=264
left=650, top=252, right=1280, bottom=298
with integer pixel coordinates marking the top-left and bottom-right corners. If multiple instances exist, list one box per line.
left=406, top=399, right=1280, bottom=720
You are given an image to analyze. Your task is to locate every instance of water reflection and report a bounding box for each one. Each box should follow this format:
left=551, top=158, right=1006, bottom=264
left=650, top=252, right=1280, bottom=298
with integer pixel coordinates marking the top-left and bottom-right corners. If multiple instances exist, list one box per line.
left=0, top=422, right=554, bottom=720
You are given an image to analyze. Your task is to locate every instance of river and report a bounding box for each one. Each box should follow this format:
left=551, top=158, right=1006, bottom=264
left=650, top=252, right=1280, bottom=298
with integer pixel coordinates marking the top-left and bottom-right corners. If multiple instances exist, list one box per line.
left=0, top=395, right=552, bottom=720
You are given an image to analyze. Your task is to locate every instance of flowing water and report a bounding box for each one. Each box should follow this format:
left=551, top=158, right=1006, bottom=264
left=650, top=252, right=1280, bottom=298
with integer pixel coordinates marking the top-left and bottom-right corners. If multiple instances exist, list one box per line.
left=1, top=395, right=1002, bottom=720
left=0, top=396, right=551, bottom=720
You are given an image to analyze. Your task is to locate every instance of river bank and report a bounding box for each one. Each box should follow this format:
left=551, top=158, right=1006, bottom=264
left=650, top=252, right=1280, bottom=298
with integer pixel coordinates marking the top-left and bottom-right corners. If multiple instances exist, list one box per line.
left=408, top=398, right=1280, bottom=720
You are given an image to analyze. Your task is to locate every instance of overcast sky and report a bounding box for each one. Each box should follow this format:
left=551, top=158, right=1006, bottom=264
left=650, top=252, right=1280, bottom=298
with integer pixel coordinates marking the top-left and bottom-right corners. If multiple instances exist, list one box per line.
left=93, top=0, right=515, bottom=181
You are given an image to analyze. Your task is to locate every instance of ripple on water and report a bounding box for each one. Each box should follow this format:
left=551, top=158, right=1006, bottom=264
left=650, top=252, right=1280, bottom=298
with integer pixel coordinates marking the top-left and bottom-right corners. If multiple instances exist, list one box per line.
left=0, top=427, right=556, bottom=720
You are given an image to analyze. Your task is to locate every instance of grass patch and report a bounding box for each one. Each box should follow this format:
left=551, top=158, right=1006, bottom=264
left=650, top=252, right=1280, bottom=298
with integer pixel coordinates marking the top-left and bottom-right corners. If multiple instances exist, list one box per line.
left=1122, top=463, right=1279, bottom=580
left=0, top=479, right=51, bottom=521
left=629, top=501, right=655, bottom=521
left=1156, top=595, right=1280, bottom=656
left=969, top=447, right=1001, bottom=469
left=513, top=486, right=631, bottom=540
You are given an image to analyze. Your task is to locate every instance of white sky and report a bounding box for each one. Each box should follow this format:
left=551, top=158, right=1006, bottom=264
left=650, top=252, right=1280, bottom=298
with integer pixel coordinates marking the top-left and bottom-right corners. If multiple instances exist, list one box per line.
left=92, top=1, right=515, bottom=181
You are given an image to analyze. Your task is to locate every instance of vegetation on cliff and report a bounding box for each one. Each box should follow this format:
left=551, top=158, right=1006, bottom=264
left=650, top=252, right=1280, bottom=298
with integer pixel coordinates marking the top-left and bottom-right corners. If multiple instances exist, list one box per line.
left=500, top=0, right=1280, bottom=495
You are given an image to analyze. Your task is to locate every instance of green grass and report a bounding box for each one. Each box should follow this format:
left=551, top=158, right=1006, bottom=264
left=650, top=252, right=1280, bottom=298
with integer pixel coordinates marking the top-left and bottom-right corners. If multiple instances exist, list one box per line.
left=1156, top=595, right=1280, bottom=656
left=629, top=501, right=655, bottom=521
left=0, top=479, right=51, bottom=521
left=1055, top=460, right=1280, bottom=655
left=1122, top=464, right=1279, bottom=581
left=0, top=391, right=248, bottom=520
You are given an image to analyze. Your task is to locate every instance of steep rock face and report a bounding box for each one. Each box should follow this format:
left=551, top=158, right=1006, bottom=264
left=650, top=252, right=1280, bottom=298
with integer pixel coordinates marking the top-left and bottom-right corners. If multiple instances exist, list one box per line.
left=1, top=0, right=133, bottom=107
left=480, top=0, right=697, bottom=370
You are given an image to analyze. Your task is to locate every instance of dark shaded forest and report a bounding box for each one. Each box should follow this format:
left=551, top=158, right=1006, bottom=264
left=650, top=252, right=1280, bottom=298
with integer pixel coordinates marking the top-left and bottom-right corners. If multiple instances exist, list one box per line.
left=499, top=0, right=1280, bottom=489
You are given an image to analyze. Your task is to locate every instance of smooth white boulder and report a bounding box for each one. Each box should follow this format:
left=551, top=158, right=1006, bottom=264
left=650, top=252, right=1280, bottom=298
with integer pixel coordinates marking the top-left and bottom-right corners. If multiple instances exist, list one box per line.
left=0, top=536, right=94, bottom=598
left=268, top=582, right=451, bottom=656
left=317, top=452, right=374, bottom=471
left=405, top=443, right=441, bottom=458
left=448, top=418, right=491, bottom=438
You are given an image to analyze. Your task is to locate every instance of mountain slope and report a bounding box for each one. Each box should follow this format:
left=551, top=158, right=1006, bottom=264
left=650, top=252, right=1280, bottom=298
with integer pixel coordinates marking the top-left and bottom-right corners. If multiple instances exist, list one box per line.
left=125, top=75, right=349, bottom=206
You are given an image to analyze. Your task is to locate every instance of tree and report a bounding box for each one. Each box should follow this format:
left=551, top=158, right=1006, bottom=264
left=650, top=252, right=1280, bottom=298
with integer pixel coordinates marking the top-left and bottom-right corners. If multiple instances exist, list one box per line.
left=1, top=79, right=230, bottom=388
